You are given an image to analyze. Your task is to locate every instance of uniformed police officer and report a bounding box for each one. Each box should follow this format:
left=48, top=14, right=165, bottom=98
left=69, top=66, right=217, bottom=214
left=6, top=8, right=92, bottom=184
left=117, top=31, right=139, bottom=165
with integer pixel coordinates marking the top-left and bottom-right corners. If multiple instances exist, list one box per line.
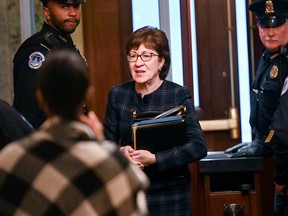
left=225, top=0, right=288, bottom=215
left=13, top=0, right=86, bottom=129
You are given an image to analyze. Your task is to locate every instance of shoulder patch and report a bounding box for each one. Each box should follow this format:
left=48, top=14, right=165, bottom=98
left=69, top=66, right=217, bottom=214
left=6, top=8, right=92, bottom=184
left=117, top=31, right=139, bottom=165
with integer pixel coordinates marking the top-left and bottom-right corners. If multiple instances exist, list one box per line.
left=28, top=52, right=45, bottom=69
left=281, top=77, right=288, bottom=96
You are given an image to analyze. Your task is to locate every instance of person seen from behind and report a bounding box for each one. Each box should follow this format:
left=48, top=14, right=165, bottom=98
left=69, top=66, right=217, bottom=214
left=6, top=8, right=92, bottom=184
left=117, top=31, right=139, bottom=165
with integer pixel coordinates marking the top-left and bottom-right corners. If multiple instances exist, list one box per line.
left=0, top=50, right=149, bottom=216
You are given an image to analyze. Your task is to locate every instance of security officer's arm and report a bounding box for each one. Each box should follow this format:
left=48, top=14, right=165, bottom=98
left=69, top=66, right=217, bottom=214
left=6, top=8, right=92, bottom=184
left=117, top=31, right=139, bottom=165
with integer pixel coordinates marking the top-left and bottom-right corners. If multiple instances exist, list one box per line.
left=13, top=45, right=49, bottom=129
left=271, top=81, right=288, bottom=187
left=271, top=77, right=288, bottom=147
left=224, top=135, right=274, bottom=158
left=226, top=76, right=288, bottom=158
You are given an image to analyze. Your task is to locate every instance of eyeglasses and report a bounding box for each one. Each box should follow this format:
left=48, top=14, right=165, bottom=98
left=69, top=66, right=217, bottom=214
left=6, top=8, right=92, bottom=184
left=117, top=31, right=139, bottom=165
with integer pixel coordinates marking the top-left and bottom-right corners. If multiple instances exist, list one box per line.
left=127, top=52, right=159, bottom=62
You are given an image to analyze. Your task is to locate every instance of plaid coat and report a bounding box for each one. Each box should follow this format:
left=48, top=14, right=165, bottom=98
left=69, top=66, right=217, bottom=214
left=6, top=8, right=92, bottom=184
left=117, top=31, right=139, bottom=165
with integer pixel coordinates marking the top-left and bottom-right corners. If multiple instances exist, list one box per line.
left=104, top=80, right=207, bottom=215
left=0, top=118, right=149, bottom=216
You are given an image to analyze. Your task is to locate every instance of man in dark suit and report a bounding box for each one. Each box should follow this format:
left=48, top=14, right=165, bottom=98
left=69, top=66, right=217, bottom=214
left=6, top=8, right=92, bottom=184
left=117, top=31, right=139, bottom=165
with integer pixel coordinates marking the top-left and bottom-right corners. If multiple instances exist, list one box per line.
left=0, top=99, right=33, bottom=149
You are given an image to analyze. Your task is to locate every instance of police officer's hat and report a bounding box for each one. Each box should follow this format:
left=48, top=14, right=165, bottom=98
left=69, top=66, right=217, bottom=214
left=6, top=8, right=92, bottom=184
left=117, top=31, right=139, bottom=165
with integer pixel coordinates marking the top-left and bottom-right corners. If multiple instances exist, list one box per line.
left=40, top=0, right=86, bottom=6
left=249, top=0, right=288, bottom=27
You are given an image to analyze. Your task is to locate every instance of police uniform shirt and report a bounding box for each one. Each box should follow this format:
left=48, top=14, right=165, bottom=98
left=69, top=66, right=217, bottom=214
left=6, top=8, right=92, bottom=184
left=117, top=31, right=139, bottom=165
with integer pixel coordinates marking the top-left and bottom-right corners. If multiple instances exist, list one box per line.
left=13, top=22, right=80, bottom=129
left=249, top=49, right=288, bottom=136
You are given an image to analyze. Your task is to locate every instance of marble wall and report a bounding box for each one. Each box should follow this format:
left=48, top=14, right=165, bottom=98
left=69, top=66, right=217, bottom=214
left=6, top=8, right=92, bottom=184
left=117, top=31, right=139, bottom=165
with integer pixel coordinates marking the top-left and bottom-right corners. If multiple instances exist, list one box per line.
left=0, top=0, right=43, bottom=105
left=0, top=0, right=20, bottom=104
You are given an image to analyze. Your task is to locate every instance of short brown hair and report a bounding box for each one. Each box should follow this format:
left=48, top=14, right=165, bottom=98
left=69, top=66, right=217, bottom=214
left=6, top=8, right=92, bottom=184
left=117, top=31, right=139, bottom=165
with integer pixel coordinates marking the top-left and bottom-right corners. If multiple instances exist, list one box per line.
left=125, top=26, right=171, bottom=80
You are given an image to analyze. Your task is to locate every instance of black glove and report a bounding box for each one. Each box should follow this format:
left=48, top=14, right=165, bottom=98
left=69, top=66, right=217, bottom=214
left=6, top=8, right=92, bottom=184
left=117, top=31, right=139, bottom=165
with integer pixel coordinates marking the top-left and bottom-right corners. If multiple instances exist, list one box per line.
left=224, top=136, right=274, bottom=158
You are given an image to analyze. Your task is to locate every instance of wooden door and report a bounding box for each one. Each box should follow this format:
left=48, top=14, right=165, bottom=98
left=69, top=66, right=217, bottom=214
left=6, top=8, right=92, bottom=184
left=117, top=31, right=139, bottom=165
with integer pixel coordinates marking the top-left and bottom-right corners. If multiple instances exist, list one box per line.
left=181, top=0, right=241, bottom=152
left=180, top=1, right=242, bottom=215
left=180, top=1, right=274, bottom=215
left=82, top=0, right=132, bottom=121
left=81, top=0, right=274, bottom=215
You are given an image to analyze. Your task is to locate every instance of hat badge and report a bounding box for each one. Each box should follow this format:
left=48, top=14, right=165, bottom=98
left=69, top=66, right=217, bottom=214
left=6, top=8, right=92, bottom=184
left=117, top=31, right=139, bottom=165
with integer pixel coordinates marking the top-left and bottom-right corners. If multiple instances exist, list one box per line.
left=265, top=0, right=274, bottom=14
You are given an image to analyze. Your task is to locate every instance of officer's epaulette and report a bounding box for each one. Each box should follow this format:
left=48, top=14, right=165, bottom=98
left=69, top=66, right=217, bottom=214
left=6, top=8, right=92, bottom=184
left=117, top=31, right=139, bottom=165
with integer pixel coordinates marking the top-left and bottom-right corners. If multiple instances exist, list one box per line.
left=13, top=32, right=48, bottom=63
left=15, top=32, right=43, bottom=50
left=43, top=32, right=61, bottom=50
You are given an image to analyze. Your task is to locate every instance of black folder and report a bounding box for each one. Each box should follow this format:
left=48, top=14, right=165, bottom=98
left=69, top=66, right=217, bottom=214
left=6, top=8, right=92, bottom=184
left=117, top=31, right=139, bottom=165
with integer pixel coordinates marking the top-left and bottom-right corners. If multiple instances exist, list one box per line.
left=132, top=115, right=187, bottom=153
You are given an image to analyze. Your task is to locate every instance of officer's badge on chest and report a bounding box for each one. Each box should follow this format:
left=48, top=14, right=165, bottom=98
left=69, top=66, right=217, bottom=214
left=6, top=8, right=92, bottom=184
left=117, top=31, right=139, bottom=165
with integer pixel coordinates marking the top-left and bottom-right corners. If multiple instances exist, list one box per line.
left=270, top=65, right=278, bottom=78
left=28, top=52, right=45, bottom=69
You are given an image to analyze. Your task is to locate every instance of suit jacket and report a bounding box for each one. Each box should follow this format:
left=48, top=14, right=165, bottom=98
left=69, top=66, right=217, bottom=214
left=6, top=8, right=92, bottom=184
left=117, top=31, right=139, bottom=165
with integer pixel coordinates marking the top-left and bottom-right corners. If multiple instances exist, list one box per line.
left=0, top=99, right=33, bottom=149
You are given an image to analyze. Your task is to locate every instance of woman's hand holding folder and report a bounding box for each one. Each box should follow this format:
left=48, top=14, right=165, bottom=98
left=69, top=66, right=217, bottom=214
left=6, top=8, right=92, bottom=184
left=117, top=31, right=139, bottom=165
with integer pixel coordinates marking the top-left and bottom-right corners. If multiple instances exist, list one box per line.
left=130, top=149, right=156, bottom=168
left=120, top=145, right=145, bottom=169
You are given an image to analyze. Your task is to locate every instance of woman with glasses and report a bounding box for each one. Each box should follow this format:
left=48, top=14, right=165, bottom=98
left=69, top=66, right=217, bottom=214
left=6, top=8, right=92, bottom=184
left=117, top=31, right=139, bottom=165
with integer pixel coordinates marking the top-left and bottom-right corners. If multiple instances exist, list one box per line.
left=103, top=26, right=207, bottom=216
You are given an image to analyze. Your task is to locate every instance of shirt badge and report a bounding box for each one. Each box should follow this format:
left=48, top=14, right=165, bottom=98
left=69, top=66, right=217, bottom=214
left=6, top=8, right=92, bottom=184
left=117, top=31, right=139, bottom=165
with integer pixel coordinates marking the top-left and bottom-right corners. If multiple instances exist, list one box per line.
left=281, top=77, right=288, bottom=96
left=28, top=52, right=45, bottom=69
left=270, top=65, right=278, bottom=78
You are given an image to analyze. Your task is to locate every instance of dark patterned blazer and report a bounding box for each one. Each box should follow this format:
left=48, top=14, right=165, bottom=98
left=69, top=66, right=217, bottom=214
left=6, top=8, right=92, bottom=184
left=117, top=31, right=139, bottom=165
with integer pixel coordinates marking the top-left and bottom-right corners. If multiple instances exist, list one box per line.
left=104, top=80, right=207, bottom=187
